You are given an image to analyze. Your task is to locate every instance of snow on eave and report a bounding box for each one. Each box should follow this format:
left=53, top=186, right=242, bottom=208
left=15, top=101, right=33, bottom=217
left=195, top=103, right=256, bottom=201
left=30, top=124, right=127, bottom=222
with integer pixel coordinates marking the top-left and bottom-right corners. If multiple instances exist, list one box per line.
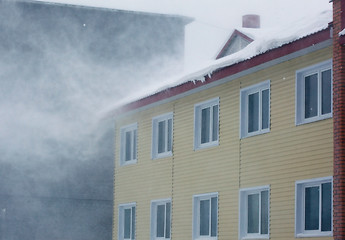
left=103, top=9, right=332, bottom=118
left=339, top=28, right=345, bottom=36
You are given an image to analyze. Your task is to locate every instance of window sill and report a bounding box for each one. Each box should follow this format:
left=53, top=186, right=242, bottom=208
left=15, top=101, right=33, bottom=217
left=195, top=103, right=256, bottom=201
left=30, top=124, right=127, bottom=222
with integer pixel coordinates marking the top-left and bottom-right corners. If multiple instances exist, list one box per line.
left=296, top=231, right=332, bottom=238
left=152, top=152, right=173, bottom=160
left=120, top=159, right=137, bottom=166
left=241, top=128, right=270, bottom=139
left=194, top=140, right=219, bottom=151
left=241, top=234, right=269, bottom=239
left=296, top=113, right=332, bottom=126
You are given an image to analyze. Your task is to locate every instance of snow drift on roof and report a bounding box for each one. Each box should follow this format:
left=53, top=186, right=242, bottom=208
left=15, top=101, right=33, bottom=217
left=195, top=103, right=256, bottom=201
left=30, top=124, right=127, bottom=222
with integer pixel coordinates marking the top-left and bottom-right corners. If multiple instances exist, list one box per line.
left=104, top=9, right=332, bottom=116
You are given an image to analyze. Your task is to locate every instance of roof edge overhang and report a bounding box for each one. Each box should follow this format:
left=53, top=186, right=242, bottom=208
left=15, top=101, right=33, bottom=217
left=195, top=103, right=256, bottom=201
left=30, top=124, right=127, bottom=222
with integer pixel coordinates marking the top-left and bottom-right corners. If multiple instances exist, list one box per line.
left=110, top=26, right=332, bottom=120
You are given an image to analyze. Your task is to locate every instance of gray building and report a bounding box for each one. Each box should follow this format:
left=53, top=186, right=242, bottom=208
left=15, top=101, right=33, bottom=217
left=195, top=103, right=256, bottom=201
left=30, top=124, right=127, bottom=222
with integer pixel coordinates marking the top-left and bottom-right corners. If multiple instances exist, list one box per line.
left=0, top=1, right=191, bottom=239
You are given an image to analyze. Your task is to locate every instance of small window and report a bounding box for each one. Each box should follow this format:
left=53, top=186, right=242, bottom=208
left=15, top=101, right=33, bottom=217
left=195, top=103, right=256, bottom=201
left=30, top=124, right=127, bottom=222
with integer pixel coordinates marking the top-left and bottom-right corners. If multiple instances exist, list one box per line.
left=240, top=80, right=270, bottom=138
left=295, top=177, right=332, bottom=237
left=296, top=60, right=332, bottom=125
left=152, top=113, right=173, bottom=159
left=151, top=199, right=171, bottom=240
left=193, top=193, right=218, bottom=240
left=120, top=123, right=137, bottom=166
left=194, top=98, right=219, bottom=150
left=239, top=186, right=270, bottom=239
left=119, top=203, right=136, bottom=240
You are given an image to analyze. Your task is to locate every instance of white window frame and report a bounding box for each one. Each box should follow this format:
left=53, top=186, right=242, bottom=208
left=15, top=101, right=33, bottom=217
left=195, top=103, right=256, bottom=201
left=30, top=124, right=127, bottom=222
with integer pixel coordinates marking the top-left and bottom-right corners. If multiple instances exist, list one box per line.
left=239, top=185, right=270, bottom=240
left=192, top=192, right=218, bottom=240
left=120, top=123, right=138, bottom=166
left=194, top=97, right=219, bottom=150
left=150, top=199, right=171, bottom=240
left=295, top=59, right=333, bottom=125
left=240, top=80, right=270, bottom=139
left=295, top=176, right=333, bottom=238
left=152, top=113, right=173, bottom=159
left=118, top=203, right=136, bottom=240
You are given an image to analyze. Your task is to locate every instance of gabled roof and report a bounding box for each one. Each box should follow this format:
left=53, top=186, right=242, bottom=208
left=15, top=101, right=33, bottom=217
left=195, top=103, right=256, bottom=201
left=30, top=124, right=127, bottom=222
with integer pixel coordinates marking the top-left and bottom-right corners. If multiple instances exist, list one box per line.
left=215, top=30, right=254, bottom=59
left=105, top=9, right=332, bottom=118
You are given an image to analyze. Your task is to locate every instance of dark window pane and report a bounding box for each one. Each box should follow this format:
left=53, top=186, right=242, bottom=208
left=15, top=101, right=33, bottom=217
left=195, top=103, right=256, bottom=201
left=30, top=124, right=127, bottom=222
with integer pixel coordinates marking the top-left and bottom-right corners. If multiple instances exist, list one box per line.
left=166, top=203, right=171, bottom=238
left=211, top=197, right=218, bottom=237
left=262, top=89, right=269, bottom=130
left=131, top=207, right=135, bottom=240
left=248, top=194, right=259, bottom=233
left=156, top=204, right=165, bottom=237
left=212, top=105, right=219, bottom=142
left=200, top=199, right=210, bottom=236
left=261, top=190, right=269, bottom=234
left=133, top=130, right=137, bottom=160
left=125, top=131, right=132, bottom=161
left=321, top=69, right=332, bottom=115
left=305, top=186, right=320, bottom=230
left=201, top=108, right=210, bottom=144
left=248, top=92, right=259, bottom=133
left=321, top=182, right=332, bottom=231
left=167, top=119, right=172, bottom=152
left=124, top=208, right=131, bottom=239
left=158, top=121, right=166, bottom=154
left=305, top=74, right=318, bottom=119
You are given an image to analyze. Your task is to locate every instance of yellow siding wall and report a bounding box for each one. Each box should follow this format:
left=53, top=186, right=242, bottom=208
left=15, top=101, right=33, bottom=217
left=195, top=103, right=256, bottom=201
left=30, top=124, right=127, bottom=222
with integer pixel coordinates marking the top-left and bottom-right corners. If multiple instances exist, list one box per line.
left=113, top=46, right=333, bottom=240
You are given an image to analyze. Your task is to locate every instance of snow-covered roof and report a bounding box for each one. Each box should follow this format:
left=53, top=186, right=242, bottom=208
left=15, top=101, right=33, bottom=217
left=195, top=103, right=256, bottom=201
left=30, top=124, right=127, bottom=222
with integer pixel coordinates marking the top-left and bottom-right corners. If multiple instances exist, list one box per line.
left=104, top=9, right=332, bottom=117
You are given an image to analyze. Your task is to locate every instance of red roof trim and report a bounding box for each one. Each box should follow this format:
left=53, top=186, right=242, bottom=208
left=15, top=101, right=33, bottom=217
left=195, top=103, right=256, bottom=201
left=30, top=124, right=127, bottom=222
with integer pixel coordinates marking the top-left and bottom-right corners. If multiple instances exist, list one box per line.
left=115, top=27, right=331, bottom=116
left=216, top=29, right=254, bottom=60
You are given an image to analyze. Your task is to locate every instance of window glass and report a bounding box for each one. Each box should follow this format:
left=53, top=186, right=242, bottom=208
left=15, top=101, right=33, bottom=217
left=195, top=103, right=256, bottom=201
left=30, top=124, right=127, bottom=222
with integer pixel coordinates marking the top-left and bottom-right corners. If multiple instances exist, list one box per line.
left=248, top=92, right=259, bottom=133
left=200, top=199, right=210, bottom=236
left=304, top=73, right=318, bottom=119
left=124, top=208, right=131, bottom=239
left=201, top=107, right=210, bottom=144
left=248, top=193, right=259, bottom=233
left=321, top=182, right=332, bottom=231
left=131, top=207, right=135, bottom=240
left=132, top=130, right=137, bottom=161
left=261, top=89, right=269, bottom=130
left=166, top=202, right=171, bottom=238
left=125, top=131, right=132, bottom=161
left=167, top=119, right=172, bottom=152
left=261, top=190, right=269, bottom=234
left=305, top=186, right=320, bottom=230
left=212, top=105, right=218, bottom=142
left=156, top=204, right=165, bottom=237
left=211, top=197, right=217, bottom=237
left=322, top=69, right=332, bottom=115
left=158, top=121, right=166, bottom=154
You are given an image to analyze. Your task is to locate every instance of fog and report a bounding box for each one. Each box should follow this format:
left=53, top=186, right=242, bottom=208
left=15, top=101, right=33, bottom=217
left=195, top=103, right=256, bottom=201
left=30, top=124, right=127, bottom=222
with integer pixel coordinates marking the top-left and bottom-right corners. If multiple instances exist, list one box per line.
left=0, top=0, right=332, bottom=239
left=0, top=1, right=186, bottom=239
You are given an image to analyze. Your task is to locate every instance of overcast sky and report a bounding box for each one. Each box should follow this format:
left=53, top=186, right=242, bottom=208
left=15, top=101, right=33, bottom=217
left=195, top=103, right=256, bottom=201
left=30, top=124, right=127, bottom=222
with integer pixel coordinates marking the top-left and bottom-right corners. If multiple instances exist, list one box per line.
left=35, top=0, right=332, bottom=29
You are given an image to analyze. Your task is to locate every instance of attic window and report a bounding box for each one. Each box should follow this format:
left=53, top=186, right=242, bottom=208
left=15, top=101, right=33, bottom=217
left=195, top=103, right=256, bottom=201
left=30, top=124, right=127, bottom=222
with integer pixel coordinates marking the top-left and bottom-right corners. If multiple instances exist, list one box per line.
left=216, top=30, right=253, bottom=59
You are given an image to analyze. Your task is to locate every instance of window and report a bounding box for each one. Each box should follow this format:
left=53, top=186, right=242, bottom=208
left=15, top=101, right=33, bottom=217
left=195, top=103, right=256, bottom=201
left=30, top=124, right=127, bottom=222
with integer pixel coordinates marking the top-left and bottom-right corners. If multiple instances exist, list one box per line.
left=194, top=98, right=219, bottom=150
left=296, top=60, right=332, bottom=125
left=240, top=80, right=270, bottom=138
left=295, top=177, right=332, bottom=237
left=120, top=123, right=137, bottom=166
left=193, top=193, right=218, bottom=240
left=119, top=203, right=136, bottom=240
left=239, top=186, right=270, bottom=239
left=150, top=199, right=171, bottom=240
left=152, top=113, right=173, bottom=159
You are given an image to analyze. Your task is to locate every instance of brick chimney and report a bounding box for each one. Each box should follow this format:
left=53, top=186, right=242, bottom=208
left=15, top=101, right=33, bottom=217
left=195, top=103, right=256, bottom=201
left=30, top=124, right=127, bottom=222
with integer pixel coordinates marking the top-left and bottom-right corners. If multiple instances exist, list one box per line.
left=333, top=1, right=345, bottom=239
left=242, top=14, right=260, bottom=28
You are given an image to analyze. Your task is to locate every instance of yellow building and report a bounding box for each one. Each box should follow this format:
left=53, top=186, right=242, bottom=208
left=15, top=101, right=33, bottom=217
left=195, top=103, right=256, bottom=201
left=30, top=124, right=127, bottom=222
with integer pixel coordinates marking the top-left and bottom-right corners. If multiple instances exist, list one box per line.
left=112, top=10, right=338, bottom=240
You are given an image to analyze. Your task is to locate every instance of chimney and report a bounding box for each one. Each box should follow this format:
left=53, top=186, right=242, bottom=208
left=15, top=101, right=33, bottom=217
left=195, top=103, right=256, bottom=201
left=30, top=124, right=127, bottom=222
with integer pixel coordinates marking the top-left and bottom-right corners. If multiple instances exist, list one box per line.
left=333, top=0, right=345, bottom=239
left=242, top=14, right=260, bottom=28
